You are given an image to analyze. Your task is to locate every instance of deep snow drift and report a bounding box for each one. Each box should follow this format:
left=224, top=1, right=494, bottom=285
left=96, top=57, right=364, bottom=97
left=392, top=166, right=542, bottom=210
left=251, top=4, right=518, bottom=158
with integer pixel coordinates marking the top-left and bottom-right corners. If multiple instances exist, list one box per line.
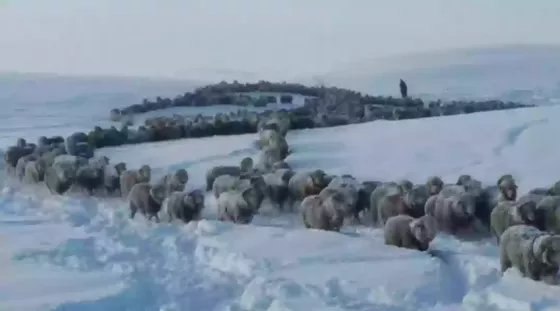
left=3, top=99, right=560, bottom=310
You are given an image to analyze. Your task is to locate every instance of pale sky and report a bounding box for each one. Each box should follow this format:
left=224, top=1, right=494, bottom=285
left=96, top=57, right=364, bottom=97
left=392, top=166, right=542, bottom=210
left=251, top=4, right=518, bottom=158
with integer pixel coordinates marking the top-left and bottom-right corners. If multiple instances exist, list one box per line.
left=0, top=0, right=559, bottom=81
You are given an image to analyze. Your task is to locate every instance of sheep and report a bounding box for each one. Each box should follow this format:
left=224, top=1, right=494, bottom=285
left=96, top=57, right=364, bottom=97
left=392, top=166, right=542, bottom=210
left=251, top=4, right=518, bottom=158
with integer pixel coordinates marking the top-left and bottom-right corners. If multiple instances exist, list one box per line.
left=500, top=224, right=560, bottom=284
left=217, top=187, right=262, bottom=224
left=104, top=162, right=127, bottom=195
left=22, top=158, right=48, bottom=184
left=384, top=214, right=438, bottom=251
left=212, top=174, right=246, bottom=199
left=402, top=184, right=429, bottom=218
left=456, top=174, right=473, bottom=186
left=128, top=182, right=166, bottom=222
left=239, top=157, right=254, bottom=174
left=300, top=194, right=345, bottom=232
left=15, top=154, right=38, bottom=181
left=152, top=169, right=189, bottom=198
left=535, top=196, right=560, bottom=234
left=319, top=175, right=361, bottom=221
left=398, top=179, right=414, bottom=193
left=476, top=174, right=518, bottom=228
left=39, top=147, right=66, bottom=168
left=424, top=195, right=438, bottom=217
left=3, top=145, right=34, bottom=174
left=490, top=200, right=539, bottom=243
left=260, top=171, right=292, bottom=210
left=73, top=162, right=105, bottom=195
left=426, top=176, right=444, bottom=195
left=44, top=161, right=77, bottom=195
left=370, top=182, right=406, bottom=226
left=119, top=165, right=152, bottom=197
left=355, top=181, right=382, bottom=221
left=64, top=132, right=90, bottom=157
left=288, top=169, right=330, bottom=201
left=433, top=185, right=477, bottom=235
left=205, top=165, right=242, bottom=191
left=255, top=146, right=285, bottom=172
left=160, top=189, right=205, bottom=223
left=529, top=187, right=552, bottom=196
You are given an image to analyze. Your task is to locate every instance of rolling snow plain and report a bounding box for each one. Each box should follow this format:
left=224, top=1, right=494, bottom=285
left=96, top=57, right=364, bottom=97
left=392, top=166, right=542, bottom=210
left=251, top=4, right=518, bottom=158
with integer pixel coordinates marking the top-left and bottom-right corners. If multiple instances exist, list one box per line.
left=2, top=98, right=560, bottom=311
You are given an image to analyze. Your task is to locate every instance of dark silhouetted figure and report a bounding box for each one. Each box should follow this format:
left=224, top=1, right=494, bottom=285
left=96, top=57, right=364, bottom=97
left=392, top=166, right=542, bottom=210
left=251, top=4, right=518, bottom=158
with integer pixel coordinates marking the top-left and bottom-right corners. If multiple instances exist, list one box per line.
left=399, top=79, right=408, bottom=98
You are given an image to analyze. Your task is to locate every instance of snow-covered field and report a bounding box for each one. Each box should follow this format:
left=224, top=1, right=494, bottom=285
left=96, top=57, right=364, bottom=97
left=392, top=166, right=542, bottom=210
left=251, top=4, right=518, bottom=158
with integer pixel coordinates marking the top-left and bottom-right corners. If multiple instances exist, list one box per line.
left=314, top=44, right=560, bottom=106
left=3, top=79, right=560, bottom=310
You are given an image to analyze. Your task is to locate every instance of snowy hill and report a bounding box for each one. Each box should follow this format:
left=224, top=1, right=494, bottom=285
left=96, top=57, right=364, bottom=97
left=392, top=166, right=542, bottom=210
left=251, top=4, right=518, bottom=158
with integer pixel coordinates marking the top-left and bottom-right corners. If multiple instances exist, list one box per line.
left=314, top=44, right=560, bottom=105
left=3, top=90, right=560, bottom=310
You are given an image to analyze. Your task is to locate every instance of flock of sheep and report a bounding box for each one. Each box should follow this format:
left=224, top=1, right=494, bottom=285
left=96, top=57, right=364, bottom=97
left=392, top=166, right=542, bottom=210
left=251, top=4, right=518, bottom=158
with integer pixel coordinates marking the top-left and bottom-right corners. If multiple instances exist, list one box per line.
left=4, top=109, right=560, bottom=286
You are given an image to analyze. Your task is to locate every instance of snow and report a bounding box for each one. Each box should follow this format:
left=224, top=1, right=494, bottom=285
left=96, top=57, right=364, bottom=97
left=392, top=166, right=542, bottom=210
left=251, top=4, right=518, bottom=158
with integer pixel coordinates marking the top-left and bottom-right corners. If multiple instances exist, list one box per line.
left=315, top=44, right=560, bottom=106
left=3, top=77, right=560, bottom=311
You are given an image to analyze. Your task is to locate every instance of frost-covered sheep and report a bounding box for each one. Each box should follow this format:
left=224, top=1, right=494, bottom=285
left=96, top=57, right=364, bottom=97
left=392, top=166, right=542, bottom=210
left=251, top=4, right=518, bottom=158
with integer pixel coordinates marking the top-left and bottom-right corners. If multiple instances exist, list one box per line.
left=206, top=165, right=242, bottom=191
left=272, top=161, right=291, bottom=171
left=490, top=200, right=538, bottom=243
left=301, top=194, right=345, bottom=232
left=64, top=132, right=90, bottom=157
left=535, top=196, right=560, bottom=234
left=398, top=179, right=414, bottom=193
left=104, top=162, right=127, bottom=195
left=549, top=181, right=560, bottom=196
left=74, top=163, right=105, bottom=195
left=255, top=146, right=285, bottom=172
left=529, top=187, right=551, bottom=196
left=120, top=165, right=152, bottom=197
left=160, top=189, right=205, bottom=223
left=355, top=181, right=382, bottom=219
left=16, top=138, right=26, bottom=148
left=240, top=157, right=254, bottom=174
left=500, top=224, right=560, bottom=284
left=369, top=182, right=407, bottom=226
left=23, top=158, right=48, bottom=184
left=403, top=184, right=429, bottom=218
left=128, top=182, right=166, bottom=222
left=152, top=169, right=189, bottom=198
left=212, top=174, right=246, bottom=199
left=433, top=185, right=477, bottom=235
left=44, top=161, right=77, bottom=195
left=261, top=171, right=292, bottom=210
left=52, top=154, right=85, bottom=167
left=476, top=174, right=518, bottom=228
left=15, top=154, right=38, bottom=180
left=3, top=145, right=34, bottom=173
left=497, top=174, right=518, bottom=201
left=319, top=175, right=361, bottom=221
left=456, top=174, right=472, bottom=186
left=288, top=169, right=330, bottom=202
left=384, top=215, right=437, bottom=251
left=217, top=187, right=262, bottom=224
left=258, top=128, right=279, bottom=149
left=89, top=155, right=109, bottom=168
left=424, top=195, right=438, bottom=217
left=426, top=176, right=444, bottom=195
left=39, top=147, right=66, bottom=168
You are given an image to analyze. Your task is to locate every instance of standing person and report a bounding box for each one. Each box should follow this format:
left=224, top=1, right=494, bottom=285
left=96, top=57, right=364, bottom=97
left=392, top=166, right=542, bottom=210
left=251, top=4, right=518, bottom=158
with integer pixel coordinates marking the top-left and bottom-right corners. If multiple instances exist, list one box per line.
left=399, top=79, right=408, bottom=98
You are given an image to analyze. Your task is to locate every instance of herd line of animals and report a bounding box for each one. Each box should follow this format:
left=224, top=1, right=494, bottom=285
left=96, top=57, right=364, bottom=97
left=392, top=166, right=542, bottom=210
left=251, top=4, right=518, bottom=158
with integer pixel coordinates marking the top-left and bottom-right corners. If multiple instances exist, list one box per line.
left=2, top=83, right=558, bottom=288
left=97, top=81, right=533, bottom=151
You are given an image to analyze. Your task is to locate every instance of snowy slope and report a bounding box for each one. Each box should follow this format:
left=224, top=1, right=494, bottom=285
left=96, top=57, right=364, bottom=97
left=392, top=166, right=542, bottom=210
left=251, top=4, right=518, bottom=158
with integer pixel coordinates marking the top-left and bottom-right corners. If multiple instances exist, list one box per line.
left=314, top=44, right=560, bottom=105
left=3, top=95, right=560, bottom=310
